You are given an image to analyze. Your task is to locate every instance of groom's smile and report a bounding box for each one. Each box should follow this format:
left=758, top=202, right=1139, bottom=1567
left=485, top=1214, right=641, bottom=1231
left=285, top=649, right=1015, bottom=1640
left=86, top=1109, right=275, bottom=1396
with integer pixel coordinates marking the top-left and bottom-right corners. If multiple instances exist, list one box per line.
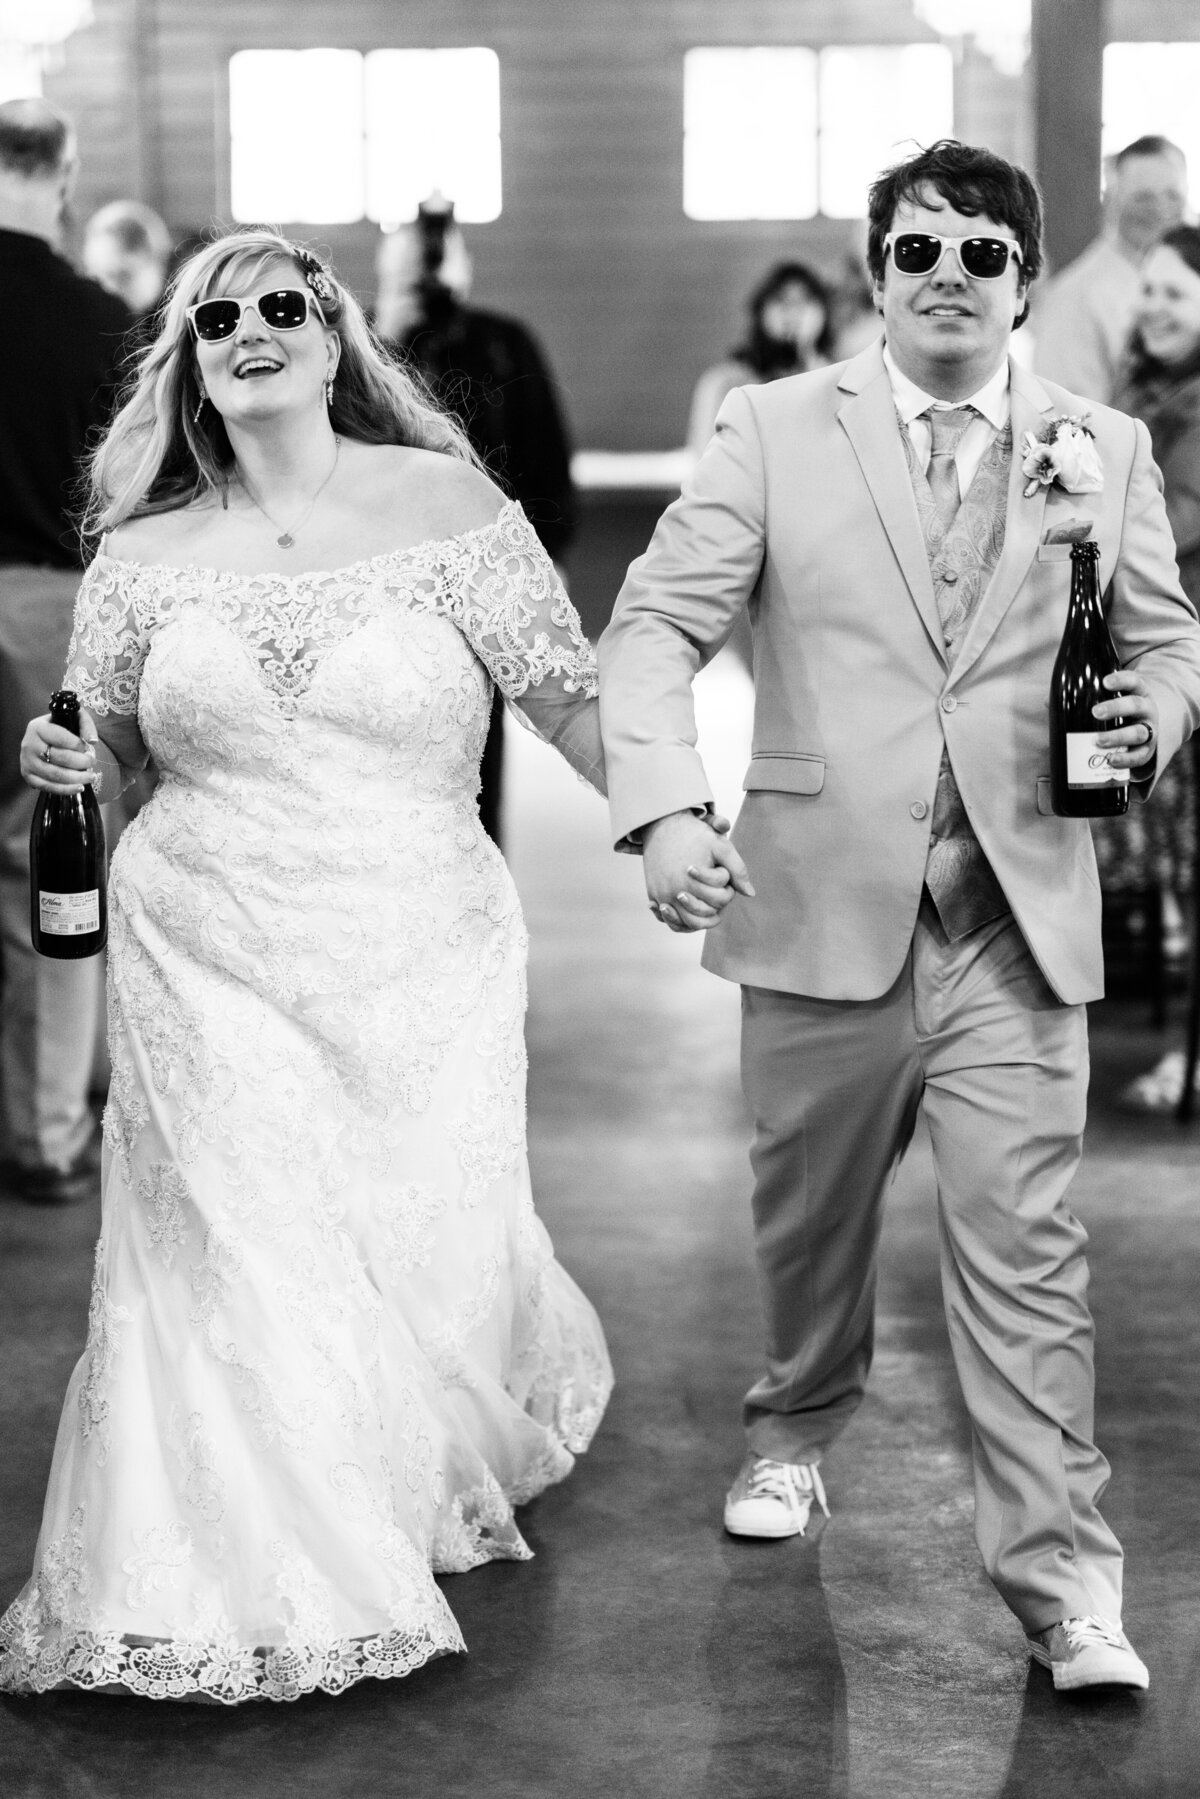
left=876, top=191, right=1027, bottom=399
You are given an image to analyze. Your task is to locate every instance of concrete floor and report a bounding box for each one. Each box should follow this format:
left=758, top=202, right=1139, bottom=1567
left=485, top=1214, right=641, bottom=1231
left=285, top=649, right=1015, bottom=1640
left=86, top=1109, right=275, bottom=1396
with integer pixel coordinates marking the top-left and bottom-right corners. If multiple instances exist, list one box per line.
left=2, top=655, right=1199, bottom=1799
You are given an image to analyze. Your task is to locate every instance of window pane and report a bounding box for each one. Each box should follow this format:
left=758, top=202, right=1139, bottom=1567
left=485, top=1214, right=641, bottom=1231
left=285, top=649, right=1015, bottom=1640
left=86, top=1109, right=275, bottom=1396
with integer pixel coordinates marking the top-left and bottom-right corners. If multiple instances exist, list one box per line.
left=365, top=48, right=501, bottom=225
left=0, top=49, right=43, bottom=104
left=229, top=50, right=364, bottom=224
left=818, top=46, right=954, bottom=219
left=1102, top=43, right=1200, bottom=209
left=683, top=47, right=818, bottom=220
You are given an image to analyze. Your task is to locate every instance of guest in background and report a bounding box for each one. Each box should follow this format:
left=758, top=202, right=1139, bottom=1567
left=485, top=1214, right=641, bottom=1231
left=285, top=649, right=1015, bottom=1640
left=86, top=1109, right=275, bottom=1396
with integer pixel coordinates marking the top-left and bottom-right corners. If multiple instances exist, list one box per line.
left=374, top=201, right=577, bottom=846
left=1096, top=223, right=1200, bottom=1111
left=1034, top=135, right=1188, bottom=404
left=687, top=260, right=834, bottom=455
left=82, top=199, right=172, bottom=323
left=0, top=98, right=130, bottom=1203
left=830, top=249, right=883, bottom=361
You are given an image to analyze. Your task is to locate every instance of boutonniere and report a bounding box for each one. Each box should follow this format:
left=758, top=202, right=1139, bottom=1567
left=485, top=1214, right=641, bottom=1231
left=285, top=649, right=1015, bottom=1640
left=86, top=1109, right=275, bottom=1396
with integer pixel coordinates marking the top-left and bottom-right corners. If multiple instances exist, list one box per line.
left=1021, top=413, right=1104, bottom=499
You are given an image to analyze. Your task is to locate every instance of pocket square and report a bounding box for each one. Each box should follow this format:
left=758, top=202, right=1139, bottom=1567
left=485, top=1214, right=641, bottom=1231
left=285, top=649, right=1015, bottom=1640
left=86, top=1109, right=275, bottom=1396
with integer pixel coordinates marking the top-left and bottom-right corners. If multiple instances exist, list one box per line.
left=1042, top=517, right=1095, bottom=545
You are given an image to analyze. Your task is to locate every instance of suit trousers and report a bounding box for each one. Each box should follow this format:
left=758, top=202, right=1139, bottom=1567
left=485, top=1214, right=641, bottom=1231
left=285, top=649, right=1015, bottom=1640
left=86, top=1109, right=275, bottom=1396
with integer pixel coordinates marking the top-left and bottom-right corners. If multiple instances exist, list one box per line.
left=0, top=565, right=100, bottom=1175
left=739, top=898, right=1124, bottom=1631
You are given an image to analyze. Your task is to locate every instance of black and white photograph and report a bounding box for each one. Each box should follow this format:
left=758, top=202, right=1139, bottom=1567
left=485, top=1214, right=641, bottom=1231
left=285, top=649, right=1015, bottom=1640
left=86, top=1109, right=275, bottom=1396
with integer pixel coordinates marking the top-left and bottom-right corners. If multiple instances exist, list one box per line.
left=1, top=3, right=1199, bottom=1795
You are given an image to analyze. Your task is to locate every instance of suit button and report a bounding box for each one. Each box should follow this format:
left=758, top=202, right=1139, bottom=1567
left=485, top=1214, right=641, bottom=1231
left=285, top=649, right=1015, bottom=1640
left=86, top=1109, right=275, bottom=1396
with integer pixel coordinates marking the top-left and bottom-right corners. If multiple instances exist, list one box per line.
left=939, top=569, right=959, bottom=584
left=910, top=800, right=928, bottom=820
left=941, top=695, right=958, bottom=713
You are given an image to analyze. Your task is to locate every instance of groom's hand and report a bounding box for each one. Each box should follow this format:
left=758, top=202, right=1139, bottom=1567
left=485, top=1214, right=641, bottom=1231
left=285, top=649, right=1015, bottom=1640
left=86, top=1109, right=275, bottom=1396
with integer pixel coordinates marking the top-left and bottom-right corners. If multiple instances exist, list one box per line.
left=641, top=811, right=755, bottom=932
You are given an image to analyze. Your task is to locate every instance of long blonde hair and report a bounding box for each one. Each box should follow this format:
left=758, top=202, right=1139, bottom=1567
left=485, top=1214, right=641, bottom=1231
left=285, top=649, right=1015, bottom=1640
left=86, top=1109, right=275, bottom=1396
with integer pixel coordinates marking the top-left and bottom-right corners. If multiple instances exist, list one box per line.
left=86, top=227, right=478, bottom=536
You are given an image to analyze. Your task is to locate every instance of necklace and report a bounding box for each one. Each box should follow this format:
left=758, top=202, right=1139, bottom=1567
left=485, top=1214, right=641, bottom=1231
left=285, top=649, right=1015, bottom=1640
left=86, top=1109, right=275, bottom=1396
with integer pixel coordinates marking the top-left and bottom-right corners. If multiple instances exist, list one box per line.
left=237, top=436, right=341, bottom=549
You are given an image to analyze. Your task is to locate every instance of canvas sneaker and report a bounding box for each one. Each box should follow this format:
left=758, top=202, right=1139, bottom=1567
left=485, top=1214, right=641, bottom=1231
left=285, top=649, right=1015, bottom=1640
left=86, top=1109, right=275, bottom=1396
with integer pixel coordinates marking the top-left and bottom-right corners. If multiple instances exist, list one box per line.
left=1027, top=1616, right=1149, bottom=1691
left=723, top=1455, right=830, bottom=1539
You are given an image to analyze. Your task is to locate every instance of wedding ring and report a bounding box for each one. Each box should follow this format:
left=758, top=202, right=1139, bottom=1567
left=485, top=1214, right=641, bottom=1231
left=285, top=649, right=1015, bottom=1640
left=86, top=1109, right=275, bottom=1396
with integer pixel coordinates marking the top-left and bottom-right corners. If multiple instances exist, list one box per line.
left=1143, top=721, right=1156, bottom=748
left=42, top=745, right=52, bottom=763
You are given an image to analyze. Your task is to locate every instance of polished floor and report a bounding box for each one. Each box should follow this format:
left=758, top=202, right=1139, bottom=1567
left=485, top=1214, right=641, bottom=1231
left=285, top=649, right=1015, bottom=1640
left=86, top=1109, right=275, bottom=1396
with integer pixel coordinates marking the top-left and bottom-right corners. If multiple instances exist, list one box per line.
left=2, top=654, right=1199, bottom=1799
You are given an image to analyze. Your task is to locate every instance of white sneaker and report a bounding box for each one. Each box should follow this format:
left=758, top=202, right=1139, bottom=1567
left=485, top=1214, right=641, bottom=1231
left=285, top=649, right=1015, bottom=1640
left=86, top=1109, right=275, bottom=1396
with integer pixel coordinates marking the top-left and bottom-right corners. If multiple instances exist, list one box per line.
left=723, top=1455, right=830, bottom=1539
left=1027, top=1616, right=1149, bottom=1691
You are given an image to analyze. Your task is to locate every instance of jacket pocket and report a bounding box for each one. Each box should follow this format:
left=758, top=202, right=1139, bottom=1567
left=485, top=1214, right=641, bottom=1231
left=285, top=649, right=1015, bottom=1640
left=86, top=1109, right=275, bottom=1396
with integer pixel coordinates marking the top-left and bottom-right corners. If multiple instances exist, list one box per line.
left=1036, top=778, right=1054, bottom=814
left=743, top=753, right=826, bottom=795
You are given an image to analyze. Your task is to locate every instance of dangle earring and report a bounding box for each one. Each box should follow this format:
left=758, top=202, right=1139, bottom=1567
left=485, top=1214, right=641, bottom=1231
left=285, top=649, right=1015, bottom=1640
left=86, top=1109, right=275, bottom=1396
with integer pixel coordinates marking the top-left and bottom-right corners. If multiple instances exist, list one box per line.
left=194, top=386, right=208, bottom=425
left=325, top=373, right=335, bottom=409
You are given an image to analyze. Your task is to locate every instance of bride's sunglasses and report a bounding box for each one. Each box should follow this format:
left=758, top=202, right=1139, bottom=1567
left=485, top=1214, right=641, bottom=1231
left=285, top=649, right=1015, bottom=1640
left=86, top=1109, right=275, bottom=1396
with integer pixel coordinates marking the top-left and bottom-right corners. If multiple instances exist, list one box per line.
left=885, top=232, right=1023, bottom=281
left=186, top=287, right=323, bottom=343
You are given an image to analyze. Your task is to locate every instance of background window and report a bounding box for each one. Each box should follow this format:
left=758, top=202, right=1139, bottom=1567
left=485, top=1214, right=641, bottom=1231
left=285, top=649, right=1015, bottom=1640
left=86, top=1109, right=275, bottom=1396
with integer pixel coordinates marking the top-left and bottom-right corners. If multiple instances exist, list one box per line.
left=683, top=48, right=819, bottom=221
left=0, top=49, right=43, bottom=104
left=229, top=46, right=501, bottom=226
left=1102, top=42, right=1200, bottom=208
left=366, top=49, right=501, bottom=226
left=683, top=44, right=954, bottom=221
left=817, top=46, right=954, bottom=218
left=230, top=49, right=364, bottom=224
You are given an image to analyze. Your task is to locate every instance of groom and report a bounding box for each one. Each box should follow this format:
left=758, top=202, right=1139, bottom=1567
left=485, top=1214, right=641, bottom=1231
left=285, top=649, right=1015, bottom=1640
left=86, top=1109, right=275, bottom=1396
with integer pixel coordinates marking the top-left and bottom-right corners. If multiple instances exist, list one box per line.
left=599, top=140, right=1200, bottom=1692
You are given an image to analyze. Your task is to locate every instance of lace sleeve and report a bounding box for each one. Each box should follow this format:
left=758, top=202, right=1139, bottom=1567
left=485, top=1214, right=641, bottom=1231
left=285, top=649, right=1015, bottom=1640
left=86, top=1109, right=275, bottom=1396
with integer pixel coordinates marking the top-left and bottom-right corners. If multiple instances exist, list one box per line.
left=63, top=557, right=150, bottom=718
left=448, top=503, right=605, bottom=794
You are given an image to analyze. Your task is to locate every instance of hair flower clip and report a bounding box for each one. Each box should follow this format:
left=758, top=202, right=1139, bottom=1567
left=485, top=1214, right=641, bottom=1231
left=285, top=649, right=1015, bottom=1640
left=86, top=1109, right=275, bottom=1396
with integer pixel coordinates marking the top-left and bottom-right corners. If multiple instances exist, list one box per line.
left=290, top=244, right=338, bottom=310
left=1021, top=413, right=1103, bottom=499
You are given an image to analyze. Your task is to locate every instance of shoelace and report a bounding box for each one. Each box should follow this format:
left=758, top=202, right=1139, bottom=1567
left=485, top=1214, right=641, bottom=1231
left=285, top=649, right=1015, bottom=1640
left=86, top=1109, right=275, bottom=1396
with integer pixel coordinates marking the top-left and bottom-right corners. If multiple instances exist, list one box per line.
left=1061, top=1616, right=1126, bottom=1652
left=746, top=1459, right=831, bottom=1518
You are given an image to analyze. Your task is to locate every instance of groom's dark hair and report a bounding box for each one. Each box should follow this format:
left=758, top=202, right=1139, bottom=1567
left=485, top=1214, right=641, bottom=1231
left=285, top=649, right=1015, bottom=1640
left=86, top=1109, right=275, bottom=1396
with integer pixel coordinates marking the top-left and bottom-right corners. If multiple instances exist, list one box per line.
left=866, top=139, right=1045, bottom=328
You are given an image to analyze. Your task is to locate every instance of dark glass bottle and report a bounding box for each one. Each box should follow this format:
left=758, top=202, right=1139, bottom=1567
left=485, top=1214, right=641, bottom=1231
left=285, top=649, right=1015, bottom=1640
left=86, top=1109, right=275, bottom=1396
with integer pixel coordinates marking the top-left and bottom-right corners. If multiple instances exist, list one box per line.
left=1049, top=540, right=1129, bottom=818
left=30, top=690, right=108, bottom=959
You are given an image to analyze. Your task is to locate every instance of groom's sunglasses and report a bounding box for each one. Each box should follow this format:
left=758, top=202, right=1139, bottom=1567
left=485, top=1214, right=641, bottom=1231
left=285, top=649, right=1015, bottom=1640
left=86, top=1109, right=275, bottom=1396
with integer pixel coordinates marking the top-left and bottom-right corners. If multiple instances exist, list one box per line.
left=885, top=232, right=1023, bottom=281
left=186, top=288, right=323, bottom=342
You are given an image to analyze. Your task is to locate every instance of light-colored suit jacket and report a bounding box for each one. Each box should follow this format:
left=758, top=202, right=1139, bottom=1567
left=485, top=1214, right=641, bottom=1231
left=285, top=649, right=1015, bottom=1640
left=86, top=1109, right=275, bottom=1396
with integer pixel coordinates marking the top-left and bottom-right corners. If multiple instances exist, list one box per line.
left=599, top=342, right=1200, bottom=1005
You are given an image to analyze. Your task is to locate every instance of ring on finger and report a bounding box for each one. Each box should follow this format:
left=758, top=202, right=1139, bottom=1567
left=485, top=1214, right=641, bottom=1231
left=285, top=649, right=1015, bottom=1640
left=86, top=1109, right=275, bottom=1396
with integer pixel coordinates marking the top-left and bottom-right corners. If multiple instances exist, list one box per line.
left=42, top=745, right=52, bottom=764
left=1143, top=721, right=1156, bottom=748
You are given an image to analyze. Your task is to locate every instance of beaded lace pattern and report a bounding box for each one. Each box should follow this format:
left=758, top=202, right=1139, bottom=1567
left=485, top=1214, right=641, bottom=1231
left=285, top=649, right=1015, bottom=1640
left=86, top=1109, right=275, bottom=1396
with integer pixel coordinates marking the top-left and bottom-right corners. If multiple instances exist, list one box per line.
left=0, top=502, right=612, bottom=1704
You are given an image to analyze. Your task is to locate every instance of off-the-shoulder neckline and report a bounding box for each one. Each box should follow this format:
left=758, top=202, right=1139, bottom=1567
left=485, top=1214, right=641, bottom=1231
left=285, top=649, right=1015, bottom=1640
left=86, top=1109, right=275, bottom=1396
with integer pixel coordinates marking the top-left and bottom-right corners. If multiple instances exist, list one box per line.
left=91, top=497, right=525, bottom=584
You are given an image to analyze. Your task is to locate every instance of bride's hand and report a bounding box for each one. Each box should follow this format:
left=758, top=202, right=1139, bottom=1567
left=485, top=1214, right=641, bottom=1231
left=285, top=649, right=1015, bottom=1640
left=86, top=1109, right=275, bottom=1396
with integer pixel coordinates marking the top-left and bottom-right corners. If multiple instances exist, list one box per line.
left=20, top=712, right=99, bottom=793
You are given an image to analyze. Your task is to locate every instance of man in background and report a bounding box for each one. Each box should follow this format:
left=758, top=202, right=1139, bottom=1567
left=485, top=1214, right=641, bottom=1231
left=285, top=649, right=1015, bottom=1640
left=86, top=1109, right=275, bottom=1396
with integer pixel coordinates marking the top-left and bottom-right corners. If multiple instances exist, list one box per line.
left=0, top=98, right=130, bottom=1203
left=1034, top=134, right=1188, bottom=403
left=82, top=198, right=172, bottom=325
left=374, top=201, right=576, bottom=844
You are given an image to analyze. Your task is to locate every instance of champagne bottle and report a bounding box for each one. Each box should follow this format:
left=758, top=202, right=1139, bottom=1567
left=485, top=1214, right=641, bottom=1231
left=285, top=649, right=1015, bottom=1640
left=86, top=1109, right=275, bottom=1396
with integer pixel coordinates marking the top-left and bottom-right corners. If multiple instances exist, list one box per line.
left=30, top=690, right=108, bottom=959
left=1049, top=540, right=1129, bottom=818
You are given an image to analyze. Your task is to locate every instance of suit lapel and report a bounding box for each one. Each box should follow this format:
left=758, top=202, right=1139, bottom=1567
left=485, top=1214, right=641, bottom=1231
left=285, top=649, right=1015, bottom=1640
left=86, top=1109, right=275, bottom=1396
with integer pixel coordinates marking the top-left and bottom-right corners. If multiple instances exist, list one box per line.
left=949, top=360, right=1054, bottom=684
left=836, top=350, right=946, bottom=665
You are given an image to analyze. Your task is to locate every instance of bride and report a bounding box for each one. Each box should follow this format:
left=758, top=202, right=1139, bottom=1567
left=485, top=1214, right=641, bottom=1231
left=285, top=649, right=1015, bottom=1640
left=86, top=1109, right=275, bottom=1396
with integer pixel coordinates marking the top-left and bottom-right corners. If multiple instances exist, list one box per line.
left=1, top=228, right=618, bottom=1704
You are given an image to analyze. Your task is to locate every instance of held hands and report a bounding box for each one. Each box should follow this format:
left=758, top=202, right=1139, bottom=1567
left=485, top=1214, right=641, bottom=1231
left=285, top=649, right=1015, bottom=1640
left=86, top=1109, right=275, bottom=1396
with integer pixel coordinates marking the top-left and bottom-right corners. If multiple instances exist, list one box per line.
left=20, top=712, right=100, bottom=795
left=1093, top=671, right=1159, bottom=774
left=642, top=810, right=755, bottom=933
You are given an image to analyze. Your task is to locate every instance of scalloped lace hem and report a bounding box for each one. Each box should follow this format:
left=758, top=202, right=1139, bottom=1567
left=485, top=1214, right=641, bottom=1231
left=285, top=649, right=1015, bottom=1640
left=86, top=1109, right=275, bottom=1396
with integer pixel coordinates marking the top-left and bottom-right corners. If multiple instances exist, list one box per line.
left=0, top=1617, right=466, bottom=1705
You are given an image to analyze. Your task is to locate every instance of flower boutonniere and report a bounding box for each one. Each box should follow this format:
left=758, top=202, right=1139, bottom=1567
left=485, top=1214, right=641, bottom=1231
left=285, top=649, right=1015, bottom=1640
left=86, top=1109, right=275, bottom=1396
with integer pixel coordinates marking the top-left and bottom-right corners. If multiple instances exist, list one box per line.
left=1020, top=413, right=1104, bottom=499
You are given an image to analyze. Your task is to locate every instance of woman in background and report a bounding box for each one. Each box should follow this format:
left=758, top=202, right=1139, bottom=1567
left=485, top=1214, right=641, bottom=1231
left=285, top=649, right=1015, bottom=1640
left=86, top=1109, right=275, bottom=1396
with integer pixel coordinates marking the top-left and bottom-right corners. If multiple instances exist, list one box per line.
left=1099, top=223, right=1200, bottom=1109
left=686, top=259, right=833, bottom=456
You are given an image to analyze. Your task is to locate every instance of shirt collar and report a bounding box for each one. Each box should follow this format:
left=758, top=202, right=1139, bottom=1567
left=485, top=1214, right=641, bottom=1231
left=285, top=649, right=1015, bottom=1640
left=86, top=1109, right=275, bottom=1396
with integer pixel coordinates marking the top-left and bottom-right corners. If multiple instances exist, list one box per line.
left=882, top=343, right=1010, bottom=430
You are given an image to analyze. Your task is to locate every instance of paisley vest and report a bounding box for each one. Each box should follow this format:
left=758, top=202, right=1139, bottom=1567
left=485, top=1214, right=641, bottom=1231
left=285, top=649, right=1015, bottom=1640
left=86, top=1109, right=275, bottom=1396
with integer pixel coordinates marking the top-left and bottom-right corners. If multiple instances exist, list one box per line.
left=901, top=418, right=1014, bottom=940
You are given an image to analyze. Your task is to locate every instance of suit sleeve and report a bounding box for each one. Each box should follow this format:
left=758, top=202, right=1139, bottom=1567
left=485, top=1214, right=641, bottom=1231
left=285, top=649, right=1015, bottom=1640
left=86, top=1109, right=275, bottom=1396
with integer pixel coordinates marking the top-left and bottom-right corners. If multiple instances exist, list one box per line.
left=1108, top=415, right=1200, bottom=788
left=598, top=383, right=766, bottom=850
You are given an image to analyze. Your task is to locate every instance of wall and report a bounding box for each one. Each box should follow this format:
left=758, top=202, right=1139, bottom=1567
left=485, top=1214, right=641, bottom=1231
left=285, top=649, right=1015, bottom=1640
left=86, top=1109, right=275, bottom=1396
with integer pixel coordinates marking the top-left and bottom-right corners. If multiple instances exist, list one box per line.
left=46, top=0, right=1039, bottom=449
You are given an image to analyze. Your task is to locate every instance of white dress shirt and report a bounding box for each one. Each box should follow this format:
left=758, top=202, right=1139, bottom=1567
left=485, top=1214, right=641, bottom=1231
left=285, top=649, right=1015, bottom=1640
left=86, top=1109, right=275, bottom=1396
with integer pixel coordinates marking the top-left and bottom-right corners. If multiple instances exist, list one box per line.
left=882, top=345, right=1011, bottom=497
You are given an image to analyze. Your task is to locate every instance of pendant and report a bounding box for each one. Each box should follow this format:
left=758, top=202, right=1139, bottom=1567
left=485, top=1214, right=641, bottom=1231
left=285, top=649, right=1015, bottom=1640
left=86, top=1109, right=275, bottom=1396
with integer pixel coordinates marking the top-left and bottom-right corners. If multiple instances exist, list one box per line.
left=277, top=533, right=294, bottom=549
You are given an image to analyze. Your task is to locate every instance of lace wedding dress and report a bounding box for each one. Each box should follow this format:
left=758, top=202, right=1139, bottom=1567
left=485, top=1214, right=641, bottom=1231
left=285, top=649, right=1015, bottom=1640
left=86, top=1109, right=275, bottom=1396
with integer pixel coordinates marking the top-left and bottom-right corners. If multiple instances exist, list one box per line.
left=0, top=500, right=612, bottom=1704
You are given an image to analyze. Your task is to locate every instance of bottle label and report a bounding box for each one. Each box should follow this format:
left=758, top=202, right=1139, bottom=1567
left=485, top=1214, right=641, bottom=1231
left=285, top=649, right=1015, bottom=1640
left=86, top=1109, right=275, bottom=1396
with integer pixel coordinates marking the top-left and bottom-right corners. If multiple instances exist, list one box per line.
left=1065, top=732, right=1130, bottom=788
left=39, top=889, right=100, bottom=936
